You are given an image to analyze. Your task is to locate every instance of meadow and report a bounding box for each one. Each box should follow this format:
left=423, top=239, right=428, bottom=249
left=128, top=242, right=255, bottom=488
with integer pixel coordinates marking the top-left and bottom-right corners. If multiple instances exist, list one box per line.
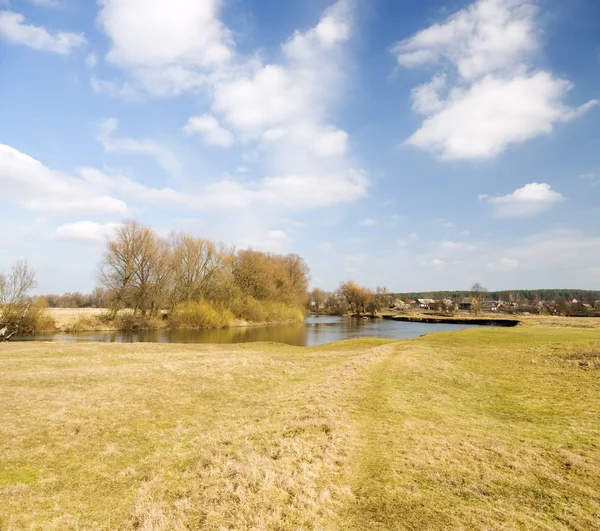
left=1, top=323, right=599, bottom=529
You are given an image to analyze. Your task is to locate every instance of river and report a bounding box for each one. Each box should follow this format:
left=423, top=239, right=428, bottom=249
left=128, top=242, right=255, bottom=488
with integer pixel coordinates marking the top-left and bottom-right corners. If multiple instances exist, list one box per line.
left=14, top=315, right=483, bottom=347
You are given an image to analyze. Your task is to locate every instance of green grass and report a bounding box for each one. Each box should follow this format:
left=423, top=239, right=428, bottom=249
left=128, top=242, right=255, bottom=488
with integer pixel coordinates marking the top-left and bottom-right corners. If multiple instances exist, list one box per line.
left=1, top=327, right=599, bottom=529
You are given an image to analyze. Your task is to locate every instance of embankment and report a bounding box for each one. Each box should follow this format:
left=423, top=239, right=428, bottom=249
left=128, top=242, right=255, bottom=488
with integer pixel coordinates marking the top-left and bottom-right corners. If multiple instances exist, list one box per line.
left=381, top=313, right=520, bottom=327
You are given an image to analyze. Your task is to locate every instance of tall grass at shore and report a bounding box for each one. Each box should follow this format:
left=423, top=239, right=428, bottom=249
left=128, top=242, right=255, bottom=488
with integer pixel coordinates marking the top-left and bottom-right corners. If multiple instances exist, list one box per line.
left=169, top=300, right=235, bottom=329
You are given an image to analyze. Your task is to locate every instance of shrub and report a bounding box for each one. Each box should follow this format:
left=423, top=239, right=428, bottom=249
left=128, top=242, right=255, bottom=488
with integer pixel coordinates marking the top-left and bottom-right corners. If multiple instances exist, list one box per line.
left=228, top=296, right=304, bottom=323
left=113, top=312, right=162, bottom=332
left=169, top=301, right=234, bottom=330
left=1, top=304, right=56, bottom=335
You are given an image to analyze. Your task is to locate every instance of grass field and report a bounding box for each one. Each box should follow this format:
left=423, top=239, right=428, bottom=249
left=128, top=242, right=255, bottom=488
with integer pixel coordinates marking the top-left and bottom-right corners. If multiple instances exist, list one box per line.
left=1, top=326, right=599, bottom=529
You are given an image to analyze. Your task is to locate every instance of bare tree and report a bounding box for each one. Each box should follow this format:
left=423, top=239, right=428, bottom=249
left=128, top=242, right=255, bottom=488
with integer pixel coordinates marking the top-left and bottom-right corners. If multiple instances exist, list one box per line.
left=97, top=220, right=172, bottom=317
left=470, top=282, right=488, bottom=315
left=97, top=221, right=139, bottom=317
left=338, top=281, right=372, bottom=315
left=0, top=260, right=37, bottom=341
left=169, top=234, right=228, bottom=307
left=311, top=288, right=326, bottom=313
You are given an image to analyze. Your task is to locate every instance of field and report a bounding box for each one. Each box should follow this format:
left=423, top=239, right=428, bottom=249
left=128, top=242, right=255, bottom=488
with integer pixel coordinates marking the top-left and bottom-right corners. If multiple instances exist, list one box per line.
left=1, top=325, right=599, bottom=529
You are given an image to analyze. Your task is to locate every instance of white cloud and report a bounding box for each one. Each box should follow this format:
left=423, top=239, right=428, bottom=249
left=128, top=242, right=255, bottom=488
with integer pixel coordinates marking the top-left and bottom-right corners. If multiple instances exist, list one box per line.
left=26, top=0, right=60, bottom=7
left=56, top=221, right=123, bottom=242
left=397, top=232, right=418, bottom=247
left=85, top=52, right=98, bottom=68
left=490, top=230, right=600, bottom=273
left=392, top=0, right=598, bottom=160
left=97, top=0, right=232, bottom=93
left=482, top=182, right=564, bottom=218
left=411, top=74, right=447, bottom=115
left=393, top=0, right=539, bottom=81
left=360, top=217, right=376, bottom=227
left=184, top=114, right=234, bottom=148
left=0, top=10, right=85, bottom=54
left=91, top=78, right=142, bottom=100
left=97, top=118, right=181, bottom=174
left=439, top=240, right=477, bottom=251
left=577, top=172, right=600, bottom=187
left=407, top=73, right=597, bottom=160
left=0, top=144, right=127, bottom=215
left=94, top=0, right=367, bottom=211
left=430, top=258, right=445, bottom=267
left=344, top=253, right=368, bottom=262
left=578, top=172, right=597, bottom=181
left=434, top=218, right=456, bottom=228
left=501, top=257, right=519, bottom=268
left=79, top=166, right=367, bottom=211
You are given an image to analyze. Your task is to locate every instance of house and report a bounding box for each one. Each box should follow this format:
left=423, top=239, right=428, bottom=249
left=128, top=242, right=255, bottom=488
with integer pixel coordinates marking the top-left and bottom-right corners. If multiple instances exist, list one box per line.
left=416, top=298, right=436, bottom=309
left=428, top=300, right=443, bottom=311
left=482, top=300, right=498, bottom=312
left=459, top=298, right=472, bottom=311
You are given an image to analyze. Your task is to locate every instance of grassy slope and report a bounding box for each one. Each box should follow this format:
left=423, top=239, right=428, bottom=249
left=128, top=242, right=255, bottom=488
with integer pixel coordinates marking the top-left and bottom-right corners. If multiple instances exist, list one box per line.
left=1, top=327, right=599, bottom=530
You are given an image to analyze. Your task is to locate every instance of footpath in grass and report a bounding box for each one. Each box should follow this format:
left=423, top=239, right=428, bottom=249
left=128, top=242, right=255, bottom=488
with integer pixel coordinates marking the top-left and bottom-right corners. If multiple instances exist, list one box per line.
left=1, top=327, right=599, bottom=530
left=340, top=327, right=600, bottom=530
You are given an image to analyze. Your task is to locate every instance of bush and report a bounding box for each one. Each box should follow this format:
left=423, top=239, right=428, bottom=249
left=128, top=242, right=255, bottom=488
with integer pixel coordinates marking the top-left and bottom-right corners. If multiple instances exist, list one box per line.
left=228, top=296, right=304, bottom=323
left=113, top=312, right=162, bottom=332
left=1, top=304, right=56, bottom=335
left=169, top=301, right=234, bottom=330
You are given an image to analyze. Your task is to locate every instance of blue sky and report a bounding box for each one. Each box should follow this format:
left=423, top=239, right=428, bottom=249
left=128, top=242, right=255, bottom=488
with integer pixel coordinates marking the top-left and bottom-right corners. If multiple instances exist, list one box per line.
left=0, top=0, right=599, bottom=294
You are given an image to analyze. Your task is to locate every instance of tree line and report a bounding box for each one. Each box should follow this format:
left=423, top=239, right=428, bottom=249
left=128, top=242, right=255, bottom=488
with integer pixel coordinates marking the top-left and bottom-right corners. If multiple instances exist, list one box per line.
left=310, top=281, right=391, bottom=316
left=95, top=220, right=310, bottom=325
left=391, top=289, right=600, bottom=304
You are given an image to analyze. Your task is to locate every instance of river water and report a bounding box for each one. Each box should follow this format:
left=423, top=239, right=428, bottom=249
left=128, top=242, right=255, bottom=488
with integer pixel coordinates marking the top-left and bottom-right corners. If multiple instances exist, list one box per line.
left=15, top=316, right=483, bottom=347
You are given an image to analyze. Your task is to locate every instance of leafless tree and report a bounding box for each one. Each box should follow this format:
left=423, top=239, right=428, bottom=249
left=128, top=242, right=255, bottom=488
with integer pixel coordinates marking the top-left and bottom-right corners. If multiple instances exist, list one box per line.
left=0, top=260, right=37, bottom=340
left=169, top=234, right=228, bottom=307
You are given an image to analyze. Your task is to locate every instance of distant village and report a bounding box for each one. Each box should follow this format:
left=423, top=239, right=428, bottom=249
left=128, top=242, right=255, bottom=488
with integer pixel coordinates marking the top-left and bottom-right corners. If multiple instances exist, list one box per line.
left=310, top=284, right=600, bottom=318
left=388, top=295, right=600, bottom=317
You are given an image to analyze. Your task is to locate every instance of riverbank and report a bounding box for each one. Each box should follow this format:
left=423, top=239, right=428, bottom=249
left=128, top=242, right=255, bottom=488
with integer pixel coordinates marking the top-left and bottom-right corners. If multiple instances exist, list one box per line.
left=2, top=325, right=599, bottom=529
left=381, top=312, right=520, bottom=327
left=44, top=307, right=306, bottom=334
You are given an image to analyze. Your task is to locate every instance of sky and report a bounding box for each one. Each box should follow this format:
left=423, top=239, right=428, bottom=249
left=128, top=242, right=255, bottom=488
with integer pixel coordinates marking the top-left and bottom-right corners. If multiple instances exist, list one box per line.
left=0, top=0, right=599, bottom=294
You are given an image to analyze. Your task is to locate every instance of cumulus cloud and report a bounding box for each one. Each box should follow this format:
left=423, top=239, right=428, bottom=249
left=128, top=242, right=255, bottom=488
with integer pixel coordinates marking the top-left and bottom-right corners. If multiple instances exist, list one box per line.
left=392, top=0, right=597, bottom=160
left=360, top=217, right=376, bottom=227
left=97, top=0, right=232, bottom=95
left=0, top=10, right=85, bottom=54
left=0, top=144, right=127, bottom=215
left=91, top=0, right=367, bottom=214
left=481, top=182, right=564, bottom=218
left=184, top=114, right=234, bottom=148
left=56, top=221, right=123, bottom=242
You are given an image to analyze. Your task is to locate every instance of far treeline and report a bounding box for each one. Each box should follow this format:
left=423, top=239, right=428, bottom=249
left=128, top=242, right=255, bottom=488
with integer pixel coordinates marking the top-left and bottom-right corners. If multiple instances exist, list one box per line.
left=392, top=290, right=600, bottom=304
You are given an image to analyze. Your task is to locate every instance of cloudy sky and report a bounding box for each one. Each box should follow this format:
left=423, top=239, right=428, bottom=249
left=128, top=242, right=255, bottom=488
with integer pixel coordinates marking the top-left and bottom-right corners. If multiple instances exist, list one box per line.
left=0, top=0, right=599, bottom=293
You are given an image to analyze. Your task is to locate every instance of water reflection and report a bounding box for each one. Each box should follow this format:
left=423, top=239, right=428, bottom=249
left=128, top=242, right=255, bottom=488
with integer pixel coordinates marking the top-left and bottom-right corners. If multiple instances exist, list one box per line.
left=17, top=315, right=483, bottom=347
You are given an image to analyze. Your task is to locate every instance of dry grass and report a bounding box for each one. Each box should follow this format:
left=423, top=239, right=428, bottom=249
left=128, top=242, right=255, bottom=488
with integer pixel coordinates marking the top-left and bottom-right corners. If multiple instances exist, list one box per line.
left=46, top=308, right=111, bottom=331
left=1, top=327, right=599, bottom=529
